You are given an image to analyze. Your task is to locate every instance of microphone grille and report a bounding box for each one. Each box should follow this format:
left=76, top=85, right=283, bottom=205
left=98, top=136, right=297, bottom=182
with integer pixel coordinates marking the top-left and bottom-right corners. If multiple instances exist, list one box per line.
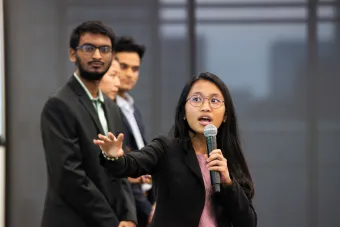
left=204, top=124, right=218, bottom=137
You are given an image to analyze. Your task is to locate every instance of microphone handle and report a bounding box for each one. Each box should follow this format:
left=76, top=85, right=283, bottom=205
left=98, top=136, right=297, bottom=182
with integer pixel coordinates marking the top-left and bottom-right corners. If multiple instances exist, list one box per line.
left=206, top=136, right=221, bottom=193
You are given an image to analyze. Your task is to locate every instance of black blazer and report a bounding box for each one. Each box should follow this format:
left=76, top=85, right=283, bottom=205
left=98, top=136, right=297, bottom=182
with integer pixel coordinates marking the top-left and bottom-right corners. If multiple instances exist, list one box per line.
left=40, top=76, right=137, bottom=227
left=120, top=104, right=154, bottom=220
left=100, top=136, right=257, bottom=227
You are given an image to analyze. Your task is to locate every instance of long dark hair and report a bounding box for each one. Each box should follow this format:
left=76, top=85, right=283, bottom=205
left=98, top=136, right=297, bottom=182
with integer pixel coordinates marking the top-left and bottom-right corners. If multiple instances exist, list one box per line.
left=173, top=72, right=255, bottom=199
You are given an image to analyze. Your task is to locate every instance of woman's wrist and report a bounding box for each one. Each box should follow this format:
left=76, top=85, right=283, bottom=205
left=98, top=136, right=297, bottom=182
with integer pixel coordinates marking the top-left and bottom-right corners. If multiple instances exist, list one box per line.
left=101, top=150, right=120, bottom=161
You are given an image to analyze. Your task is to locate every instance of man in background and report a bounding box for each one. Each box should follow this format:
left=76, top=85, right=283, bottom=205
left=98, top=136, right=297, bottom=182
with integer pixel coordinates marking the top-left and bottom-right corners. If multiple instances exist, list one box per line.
left=115, top=37, right=155, bottom=227
left=40, top=21, right=136, bottom=227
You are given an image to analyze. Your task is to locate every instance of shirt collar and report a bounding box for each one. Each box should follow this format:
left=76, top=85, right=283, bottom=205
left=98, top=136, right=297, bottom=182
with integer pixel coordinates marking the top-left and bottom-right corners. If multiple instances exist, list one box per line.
left=73, top=72, right=104, bottom=103
left=116, top=93, right=134, bottom=111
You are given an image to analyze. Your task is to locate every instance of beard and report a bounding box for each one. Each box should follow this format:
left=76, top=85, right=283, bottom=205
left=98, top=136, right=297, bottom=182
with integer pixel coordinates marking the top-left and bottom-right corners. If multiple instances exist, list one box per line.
left=76, top=55, right=111, bottom=81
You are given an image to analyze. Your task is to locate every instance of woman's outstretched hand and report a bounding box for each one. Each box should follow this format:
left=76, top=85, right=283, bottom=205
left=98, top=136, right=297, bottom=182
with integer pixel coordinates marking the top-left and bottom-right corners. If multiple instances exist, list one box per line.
left=93, top=132, right=125, bottom=158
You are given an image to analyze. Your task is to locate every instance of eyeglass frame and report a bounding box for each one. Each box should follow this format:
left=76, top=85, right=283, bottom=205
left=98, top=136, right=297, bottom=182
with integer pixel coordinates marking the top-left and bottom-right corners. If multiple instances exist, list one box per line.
left=186, top=94, right=225, bottom=109
left=76, top=43, right=113, bottom=55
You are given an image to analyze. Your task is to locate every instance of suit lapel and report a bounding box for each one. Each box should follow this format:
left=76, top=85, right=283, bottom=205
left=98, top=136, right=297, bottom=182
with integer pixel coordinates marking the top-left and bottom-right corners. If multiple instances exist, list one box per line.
left=121, top=112, right=133, bottom=136
left=79, top=95, right=105, bottom=135
left=133, top=106, right=147, bottom=143
left=103, top=100, right=115, bottom=135
left=68, top=75, right=105, bottom=135
left=183, top=144, right=205, bottom=188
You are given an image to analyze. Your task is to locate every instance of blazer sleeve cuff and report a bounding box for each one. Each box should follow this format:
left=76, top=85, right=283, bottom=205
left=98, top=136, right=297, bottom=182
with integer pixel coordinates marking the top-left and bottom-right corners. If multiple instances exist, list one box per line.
left=220, top=179, right=248, bottom=207
left=99, top=153, right=126, bottom=175
left=219, top=180, right=257, bottom=226
left=120, top=212, right=138, bottom=225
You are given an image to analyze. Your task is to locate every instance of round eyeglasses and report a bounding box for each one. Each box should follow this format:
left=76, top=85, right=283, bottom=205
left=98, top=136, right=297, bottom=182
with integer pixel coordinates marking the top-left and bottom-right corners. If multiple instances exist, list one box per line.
left=186, top=94, right=224, bottom=109
left=76, top=44, right=112, bottom=55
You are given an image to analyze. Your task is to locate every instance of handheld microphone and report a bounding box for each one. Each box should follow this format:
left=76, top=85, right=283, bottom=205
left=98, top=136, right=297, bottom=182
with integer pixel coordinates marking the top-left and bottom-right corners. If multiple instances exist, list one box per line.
left=204, top=124, right=221, bottom=193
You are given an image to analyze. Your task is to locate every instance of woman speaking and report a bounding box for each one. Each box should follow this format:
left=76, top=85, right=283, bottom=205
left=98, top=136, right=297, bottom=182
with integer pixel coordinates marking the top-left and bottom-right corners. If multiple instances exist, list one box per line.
left=94, top=72, right=257, bottom=227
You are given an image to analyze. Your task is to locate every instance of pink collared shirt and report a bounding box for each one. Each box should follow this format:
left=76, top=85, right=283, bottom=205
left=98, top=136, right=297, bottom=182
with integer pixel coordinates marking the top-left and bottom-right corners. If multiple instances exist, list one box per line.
left=196, top=154, right=217, bottom=227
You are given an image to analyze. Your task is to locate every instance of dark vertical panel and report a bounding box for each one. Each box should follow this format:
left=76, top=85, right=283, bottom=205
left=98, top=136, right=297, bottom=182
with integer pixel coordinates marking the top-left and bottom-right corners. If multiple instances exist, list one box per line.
left=316, top=1, right=340, bottom=226
left=188, top=0, right=196, bottom=77
left=306, top=0, right=319, bottom=227
left=4, top=0, right=62, bottom=226
left=149, top=0, right=163, bottom=138
left=3, top=0, right=9, bottom=225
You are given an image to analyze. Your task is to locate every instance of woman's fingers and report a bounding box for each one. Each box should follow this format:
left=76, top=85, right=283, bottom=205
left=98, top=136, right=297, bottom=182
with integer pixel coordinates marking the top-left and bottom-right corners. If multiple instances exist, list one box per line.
left=117, top=133, right=124, bottom=143
left=206, top=159, right=226, bottom=168
left=208, top=165, right=225, bottom=172
left=207, top=153, right=224, bottom=162
left=107, top=132, right=117, bottom=141
left=98, top=134, right=112, bottom=142
left=93, top=139, right=104, bottom=145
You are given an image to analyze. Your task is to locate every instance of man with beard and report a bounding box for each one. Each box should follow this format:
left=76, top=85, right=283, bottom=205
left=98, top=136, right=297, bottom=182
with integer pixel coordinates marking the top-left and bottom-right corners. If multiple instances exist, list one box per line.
left=40, top=21, right=137, bottom=227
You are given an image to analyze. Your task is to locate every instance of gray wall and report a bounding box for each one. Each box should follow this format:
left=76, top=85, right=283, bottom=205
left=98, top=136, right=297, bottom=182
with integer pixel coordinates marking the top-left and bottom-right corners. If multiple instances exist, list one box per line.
left=4, top=0, right=340, bottom=227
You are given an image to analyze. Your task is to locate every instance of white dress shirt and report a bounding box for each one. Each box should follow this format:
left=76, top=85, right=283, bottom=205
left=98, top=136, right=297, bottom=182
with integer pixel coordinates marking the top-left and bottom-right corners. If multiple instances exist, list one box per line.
left=116, top=94, right=145, bottom=149
left=116, top=94, right=151, bottom=192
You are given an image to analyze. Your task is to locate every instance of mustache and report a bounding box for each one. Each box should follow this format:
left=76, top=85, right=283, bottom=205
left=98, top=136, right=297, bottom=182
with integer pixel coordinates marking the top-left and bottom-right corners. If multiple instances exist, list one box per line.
left=88, top=61, right=104, bottom=65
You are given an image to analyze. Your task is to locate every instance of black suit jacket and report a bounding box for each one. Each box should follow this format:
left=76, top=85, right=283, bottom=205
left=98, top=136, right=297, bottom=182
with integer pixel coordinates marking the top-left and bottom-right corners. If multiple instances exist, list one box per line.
left=120, top=105, right=154, bottom=220
left=122, top=106, right=148, bottom=151
left=40, top=76, right=137, bottom=227
left=101, top=136, right=257, bottom=227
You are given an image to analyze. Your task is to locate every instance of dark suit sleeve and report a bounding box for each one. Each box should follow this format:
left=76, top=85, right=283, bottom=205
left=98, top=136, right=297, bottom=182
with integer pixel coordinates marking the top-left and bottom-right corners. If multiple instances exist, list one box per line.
left=116, top=178, right=138, bottom=223
left=219, top=180, right=257, bottom=227
left=100, top=136, right=169, bottom=178
left=41, top=97, right=119, bottom=227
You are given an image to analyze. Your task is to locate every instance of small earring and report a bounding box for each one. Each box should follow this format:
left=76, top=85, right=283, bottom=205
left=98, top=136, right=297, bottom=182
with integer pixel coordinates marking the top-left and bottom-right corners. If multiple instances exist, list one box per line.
left=183, top=116, right=186, bottom=120
left=223, top=117, right=227, bottom=122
